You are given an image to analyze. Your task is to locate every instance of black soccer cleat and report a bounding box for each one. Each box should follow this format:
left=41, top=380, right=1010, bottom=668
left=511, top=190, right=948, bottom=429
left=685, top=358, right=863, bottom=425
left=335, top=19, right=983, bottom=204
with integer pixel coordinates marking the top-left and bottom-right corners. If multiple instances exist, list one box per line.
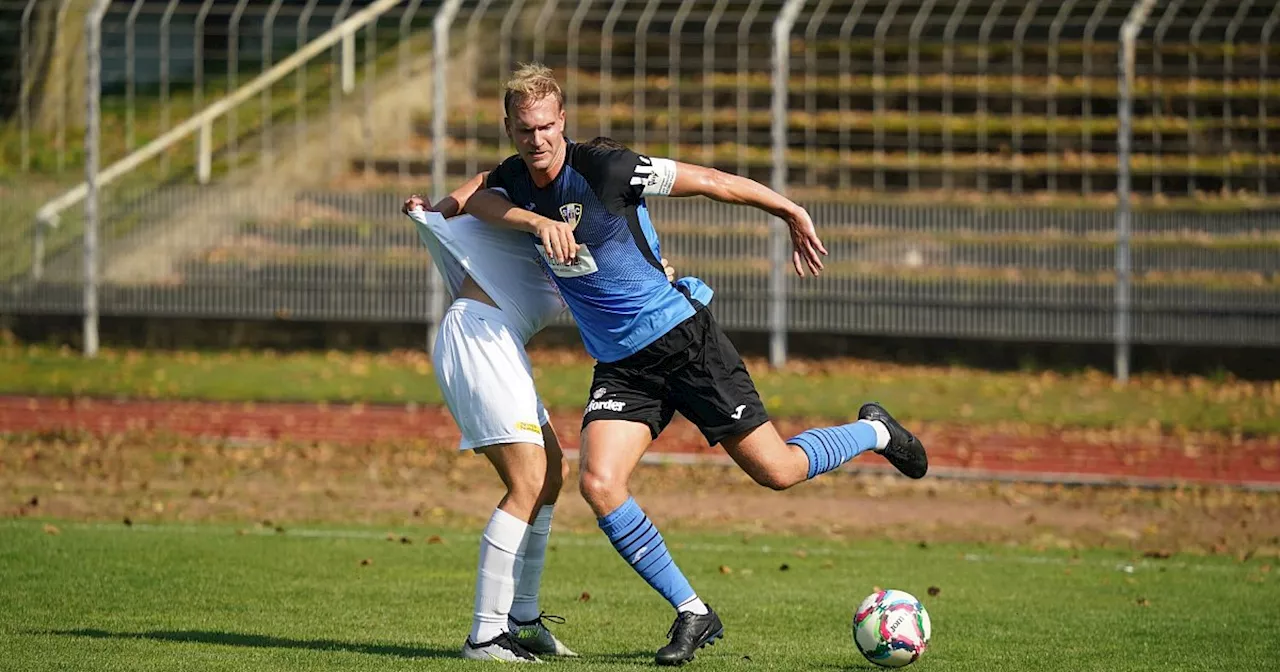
left=860, top=402, right=928, bottom=479
left=655, top=607, right=724, bottom=666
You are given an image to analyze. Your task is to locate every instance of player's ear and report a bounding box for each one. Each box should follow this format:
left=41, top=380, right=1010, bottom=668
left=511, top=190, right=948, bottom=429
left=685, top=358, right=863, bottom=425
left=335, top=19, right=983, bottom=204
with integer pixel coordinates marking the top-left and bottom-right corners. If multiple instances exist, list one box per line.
left=503, top=116, right=512, bottom=139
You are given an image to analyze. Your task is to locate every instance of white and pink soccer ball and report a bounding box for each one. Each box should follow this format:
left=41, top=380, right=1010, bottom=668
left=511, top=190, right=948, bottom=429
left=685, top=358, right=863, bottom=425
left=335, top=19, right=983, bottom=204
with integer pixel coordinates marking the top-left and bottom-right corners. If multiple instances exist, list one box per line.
left=852, top=589, right=932, bottom=668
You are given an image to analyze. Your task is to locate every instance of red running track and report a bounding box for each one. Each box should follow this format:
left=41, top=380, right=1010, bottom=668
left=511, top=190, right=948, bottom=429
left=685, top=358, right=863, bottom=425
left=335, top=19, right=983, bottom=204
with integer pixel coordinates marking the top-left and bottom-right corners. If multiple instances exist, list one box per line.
left=2, top=396, right=1277, bottom=488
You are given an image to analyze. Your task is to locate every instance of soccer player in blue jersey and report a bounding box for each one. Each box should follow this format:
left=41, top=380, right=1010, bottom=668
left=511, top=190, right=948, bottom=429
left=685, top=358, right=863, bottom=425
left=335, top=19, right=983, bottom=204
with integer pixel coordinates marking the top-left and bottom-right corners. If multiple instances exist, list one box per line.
left=465, top=63, right=929, bottom=666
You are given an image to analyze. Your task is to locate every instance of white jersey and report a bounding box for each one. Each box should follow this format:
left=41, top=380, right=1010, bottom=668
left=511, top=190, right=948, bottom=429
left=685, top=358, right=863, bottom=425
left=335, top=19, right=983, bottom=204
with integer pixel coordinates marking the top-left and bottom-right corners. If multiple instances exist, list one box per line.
left=408, top=209, right=566, bottom=343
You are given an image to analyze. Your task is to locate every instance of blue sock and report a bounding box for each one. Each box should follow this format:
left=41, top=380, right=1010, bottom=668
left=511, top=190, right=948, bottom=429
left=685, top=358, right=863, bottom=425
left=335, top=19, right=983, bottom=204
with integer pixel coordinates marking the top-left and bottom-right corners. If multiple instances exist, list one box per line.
left=789, top=420, right=880, bottom=479
left=598, top=497, right=695, bottom=609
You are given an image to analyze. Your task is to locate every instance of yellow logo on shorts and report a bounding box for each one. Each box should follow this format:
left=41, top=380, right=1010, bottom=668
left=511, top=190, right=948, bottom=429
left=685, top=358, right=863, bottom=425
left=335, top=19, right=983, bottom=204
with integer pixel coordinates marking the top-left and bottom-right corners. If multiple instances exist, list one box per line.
left=516, top=422, right=543, bottom=435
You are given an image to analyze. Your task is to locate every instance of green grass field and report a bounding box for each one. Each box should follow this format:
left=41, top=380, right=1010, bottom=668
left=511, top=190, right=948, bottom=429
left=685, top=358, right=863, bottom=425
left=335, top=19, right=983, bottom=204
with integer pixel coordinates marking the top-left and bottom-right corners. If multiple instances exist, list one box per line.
left=1, top=519, right=1275, bottom=671
left=2, top=344, right=1276, bottom=434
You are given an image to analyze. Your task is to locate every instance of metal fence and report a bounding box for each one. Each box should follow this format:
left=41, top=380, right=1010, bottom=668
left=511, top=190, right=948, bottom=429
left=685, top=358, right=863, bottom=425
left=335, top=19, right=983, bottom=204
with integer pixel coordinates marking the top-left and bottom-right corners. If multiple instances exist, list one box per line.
left=1, top=0, right=1278, bottom=373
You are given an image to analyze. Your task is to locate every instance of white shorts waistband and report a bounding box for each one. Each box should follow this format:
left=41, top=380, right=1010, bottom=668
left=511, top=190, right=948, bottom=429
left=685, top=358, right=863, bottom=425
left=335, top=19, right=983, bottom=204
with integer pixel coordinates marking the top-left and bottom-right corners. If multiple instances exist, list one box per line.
left=445, top=298, right=516, bottom=330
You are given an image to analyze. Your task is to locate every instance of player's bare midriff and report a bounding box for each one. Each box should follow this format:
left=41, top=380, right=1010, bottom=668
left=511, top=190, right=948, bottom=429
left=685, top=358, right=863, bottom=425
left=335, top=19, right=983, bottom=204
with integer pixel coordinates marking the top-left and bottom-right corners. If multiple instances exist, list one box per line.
left=457, top=273, right=500, bottom=309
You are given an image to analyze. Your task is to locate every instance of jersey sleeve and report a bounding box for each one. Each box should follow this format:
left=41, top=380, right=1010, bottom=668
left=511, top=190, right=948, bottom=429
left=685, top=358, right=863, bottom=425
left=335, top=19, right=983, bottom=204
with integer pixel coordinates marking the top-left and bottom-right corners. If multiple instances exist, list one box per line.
left=484, top=155, right=525, bottom=197
left=570, top=144, right=678, bottom=214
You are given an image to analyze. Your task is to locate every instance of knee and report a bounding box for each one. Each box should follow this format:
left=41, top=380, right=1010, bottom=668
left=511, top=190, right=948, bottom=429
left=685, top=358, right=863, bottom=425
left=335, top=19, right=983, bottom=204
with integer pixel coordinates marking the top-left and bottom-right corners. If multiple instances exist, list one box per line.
left=751, top=466, right=799, bottom=492
left=506, top=470, right=546, bottom=509
left=552, top=458, right=569, bottom=492
left=578, top=467, right=623, bottom=509
left=537, top=459, right=567, bottom=504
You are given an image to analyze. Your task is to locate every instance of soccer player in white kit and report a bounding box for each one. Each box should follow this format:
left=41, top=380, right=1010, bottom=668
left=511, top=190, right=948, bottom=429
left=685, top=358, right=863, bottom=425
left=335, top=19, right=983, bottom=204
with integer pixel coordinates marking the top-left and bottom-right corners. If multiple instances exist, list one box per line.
left=404, top=169, right=680, bottom=663
left=405, top=173, right=571, bottom=664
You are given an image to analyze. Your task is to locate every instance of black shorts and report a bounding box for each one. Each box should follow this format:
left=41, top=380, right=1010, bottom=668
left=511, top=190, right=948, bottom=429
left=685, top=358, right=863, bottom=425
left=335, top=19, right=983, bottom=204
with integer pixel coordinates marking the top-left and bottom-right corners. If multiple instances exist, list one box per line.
left=581, top=307, right=769, bottom=446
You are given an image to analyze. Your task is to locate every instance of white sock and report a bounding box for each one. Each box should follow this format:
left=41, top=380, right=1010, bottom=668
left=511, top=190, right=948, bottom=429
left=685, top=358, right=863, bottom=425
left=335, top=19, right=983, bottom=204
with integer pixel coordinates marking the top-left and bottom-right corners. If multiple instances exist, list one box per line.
left=677, top=595, right=709, bottom=615
left=859, top=419, right=891, bottom=450
left=470, top=508, right=531, bottom=644
left=511, top=505, right=554, bottom=623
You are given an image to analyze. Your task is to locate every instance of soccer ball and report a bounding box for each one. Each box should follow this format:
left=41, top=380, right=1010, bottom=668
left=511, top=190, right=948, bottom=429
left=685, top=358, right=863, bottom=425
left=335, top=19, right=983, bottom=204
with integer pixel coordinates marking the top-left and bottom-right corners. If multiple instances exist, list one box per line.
left=852, top=589, right=931, bottom=668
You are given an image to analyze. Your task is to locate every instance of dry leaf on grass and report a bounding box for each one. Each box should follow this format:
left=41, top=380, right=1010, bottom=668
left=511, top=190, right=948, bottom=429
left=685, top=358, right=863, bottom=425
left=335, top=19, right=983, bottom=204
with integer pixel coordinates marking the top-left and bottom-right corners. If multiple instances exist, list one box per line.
left=43, top=524, right=60, bottom=536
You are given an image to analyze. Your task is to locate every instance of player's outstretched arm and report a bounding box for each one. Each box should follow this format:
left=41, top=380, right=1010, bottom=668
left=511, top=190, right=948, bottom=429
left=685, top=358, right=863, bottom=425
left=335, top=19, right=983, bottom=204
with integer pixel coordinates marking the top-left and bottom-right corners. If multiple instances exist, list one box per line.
left=465, top=188, right=580, bottom=265
left=666, top=161, right=828, bottom=277
left=402, top=171, right=491, bottom=219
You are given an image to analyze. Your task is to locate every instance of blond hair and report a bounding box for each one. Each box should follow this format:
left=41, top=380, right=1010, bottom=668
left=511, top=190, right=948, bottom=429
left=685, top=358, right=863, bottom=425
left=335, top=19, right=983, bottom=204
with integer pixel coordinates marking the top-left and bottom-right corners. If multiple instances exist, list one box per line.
left=503, top=63, right=564, bottom=117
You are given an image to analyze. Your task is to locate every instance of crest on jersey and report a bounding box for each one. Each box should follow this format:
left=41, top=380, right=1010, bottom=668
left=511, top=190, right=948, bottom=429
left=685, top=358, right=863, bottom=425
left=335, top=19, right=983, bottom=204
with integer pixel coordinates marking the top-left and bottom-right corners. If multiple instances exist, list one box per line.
left=559, top=203, right=583, bottom=229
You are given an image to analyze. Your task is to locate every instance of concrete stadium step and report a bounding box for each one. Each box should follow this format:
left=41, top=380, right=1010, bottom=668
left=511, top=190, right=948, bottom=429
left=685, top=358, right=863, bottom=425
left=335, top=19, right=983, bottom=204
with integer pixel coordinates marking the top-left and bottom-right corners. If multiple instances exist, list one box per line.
left=425, top=108, right=1278, bottom=157
left=180, top=229, right=1280, bottom=293
left=470, top=70, right=1280, bottom=104
left=353, top=142, right=1280, bottom=179
left=219, top=216, right=1280, bottom=278
left=169, top=251, right=1280, bottom=324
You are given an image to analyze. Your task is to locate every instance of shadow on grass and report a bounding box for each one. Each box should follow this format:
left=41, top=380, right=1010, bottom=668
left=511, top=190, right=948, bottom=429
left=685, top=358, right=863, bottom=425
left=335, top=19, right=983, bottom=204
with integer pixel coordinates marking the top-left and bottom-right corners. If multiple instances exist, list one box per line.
left=45, top=628, right=456, bottom=660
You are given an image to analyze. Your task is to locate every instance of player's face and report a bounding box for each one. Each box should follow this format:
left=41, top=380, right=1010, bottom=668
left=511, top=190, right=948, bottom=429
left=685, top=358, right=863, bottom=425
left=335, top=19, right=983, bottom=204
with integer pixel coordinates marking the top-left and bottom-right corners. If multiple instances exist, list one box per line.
left=505, top=95, right=566, bottom=176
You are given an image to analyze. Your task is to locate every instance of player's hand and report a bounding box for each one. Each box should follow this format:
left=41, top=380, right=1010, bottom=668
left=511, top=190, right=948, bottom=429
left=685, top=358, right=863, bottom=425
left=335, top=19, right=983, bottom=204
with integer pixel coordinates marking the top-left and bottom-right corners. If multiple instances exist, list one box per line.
left=661, top=257, right=676, bottom=283
left=784, top=205, right=827, bottom=277
left=402, top=194, right=429, bottom=215
left=534, top=217, right=579, bottom=266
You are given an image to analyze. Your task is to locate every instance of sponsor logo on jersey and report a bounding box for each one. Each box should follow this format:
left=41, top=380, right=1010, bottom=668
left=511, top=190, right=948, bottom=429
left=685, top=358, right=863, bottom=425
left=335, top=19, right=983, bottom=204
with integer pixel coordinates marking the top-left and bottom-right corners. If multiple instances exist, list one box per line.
left=515, top=421, right=543, bottom=434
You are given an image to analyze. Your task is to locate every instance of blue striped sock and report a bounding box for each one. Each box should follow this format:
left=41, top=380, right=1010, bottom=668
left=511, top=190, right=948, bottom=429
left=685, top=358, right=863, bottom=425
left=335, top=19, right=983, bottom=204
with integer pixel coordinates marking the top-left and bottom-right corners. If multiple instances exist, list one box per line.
left=789, top=420, right=880, bottom=479
left=598, top=497, right=695, bottom=609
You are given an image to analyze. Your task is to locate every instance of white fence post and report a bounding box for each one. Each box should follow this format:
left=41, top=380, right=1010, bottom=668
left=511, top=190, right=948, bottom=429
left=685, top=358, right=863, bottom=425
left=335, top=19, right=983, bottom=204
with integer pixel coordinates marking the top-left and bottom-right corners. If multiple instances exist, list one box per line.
left=770, top=0, right=806, bottom=369
left=1116, top=0, right=1160, bottom=382
left=84, top=0, right=112, bottom=358
left=428, top=0, right=465, bottom=355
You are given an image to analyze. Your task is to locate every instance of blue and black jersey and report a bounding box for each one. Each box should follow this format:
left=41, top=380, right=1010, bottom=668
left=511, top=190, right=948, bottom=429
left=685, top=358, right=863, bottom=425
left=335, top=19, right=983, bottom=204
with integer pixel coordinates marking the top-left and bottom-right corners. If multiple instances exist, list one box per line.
left=486, top=141, right=701, bottom=363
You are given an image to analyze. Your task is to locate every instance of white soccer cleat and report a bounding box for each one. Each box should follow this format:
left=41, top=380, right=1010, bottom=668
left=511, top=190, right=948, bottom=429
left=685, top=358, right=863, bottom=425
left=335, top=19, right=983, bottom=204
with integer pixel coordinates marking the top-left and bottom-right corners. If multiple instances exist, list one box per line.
left=509, top=613, right=579, bottom=657
left=461, top=632, right=542, bottom=663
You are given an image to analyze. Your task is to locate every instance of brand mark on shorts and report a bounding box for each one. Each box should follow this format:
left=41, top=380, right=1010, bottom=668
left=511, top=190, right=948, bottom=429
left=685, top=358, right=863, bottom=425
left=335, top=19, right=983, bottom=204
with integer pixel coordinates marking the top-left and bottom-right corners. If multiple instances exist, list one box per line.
left=515, top=421, right=543, bottom=435
left=587, top=398, right=627, bottom=413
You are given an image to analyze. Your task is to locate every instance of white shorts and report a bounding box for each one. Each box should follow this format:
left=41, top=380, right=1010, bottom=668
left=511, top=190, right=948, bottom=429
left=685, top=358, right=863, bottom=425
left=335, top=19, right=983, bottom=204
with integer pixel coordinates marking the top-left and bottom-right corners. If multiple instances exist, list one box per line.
left=433, top=298, right=550, bottom=451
